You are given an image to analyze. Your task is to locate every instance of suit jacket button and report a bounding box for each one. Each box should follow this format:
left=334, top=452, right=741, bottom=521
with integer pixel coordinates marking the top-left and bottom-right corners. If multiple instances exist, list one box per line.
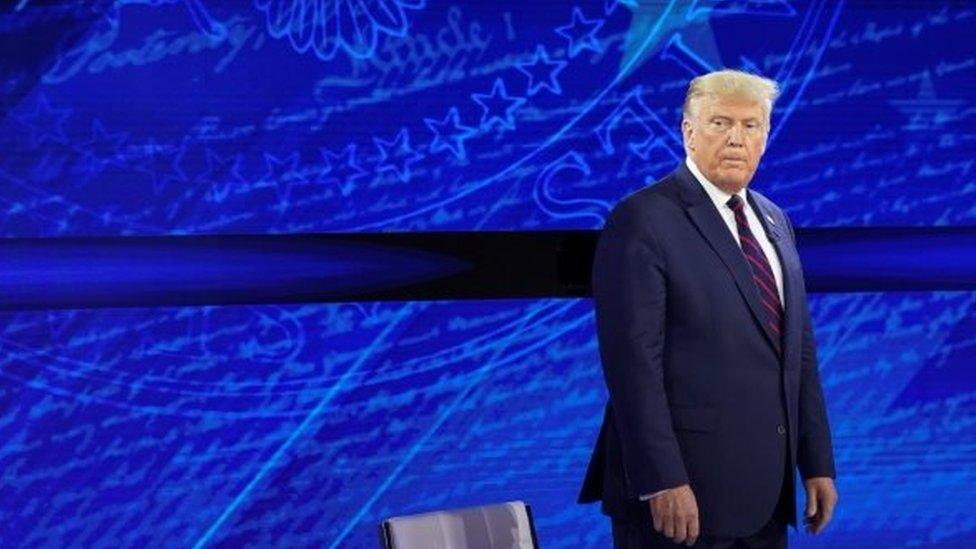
left=777, top=424, right=787, bottom=435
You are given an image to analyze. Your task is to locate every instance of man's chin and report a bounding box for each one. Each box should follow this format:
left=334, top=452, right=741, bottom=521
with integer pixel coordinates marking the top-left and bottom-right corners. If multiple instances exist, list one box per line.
left=715, top=174, right=751, bottom=193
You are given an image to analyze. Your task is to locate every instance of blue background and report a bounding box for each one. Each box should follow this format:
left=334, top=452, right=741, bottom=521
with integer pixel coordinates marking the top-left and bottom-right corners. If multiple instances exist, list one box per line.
left=1, top=0, right=975, bottom=547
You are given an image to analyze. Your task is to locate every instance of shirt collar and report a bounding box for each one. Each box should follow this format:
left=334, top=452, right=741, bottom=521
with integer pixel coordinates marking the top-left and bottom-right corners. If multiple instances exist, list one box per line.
left=684, top=156, right=748, bottom=213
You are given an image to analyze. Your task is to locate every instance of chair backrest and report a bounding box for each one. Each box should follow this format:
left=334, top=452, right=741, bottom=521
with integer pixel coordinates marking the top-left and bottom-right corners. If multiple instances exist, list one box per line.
left=379, top=500, right=539, bottom=549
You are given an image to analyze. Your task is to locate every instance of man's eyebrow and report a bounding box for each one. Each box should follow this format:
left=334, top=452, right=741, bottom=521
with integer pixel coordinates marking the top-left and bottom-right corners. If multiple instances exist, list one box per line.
left=710, top=115, right=761, bottom=123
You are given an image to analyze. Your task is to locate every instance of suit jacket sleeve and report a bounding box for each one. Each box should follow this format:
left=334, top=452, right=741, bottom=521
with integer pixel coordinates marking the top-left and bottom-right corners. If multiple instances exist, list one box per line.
left=591, top=203, right=688, bottom=497
left=784, top=213, right=836, bottom=480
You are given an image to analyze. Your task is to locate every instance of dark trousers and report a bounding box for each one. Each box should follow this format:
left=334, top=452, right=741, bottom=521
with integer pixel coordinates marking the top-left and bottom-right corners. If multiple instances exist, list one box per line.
left=610, top=471, right=792, bottom=549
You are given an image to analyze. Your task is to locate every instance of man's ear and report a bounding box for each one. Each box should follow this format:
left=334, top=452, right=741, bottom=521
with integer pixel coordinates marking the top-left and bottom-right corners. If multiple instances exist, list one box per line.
left=682, top=118, right=694, bottom=151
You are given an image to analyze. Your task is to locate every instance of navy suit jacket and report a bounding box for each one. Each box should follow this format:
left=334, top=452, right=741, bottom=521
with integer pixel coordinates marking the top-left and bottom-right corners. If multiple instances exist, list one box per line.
left=578, top=162, right=835, bottom=537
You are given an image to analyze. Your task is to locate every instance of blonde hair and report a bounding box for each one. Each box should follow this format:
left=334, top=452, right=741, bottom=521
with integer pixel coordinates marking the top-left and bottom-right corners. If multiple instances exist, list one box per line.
left=682, top=69, right=780, bottom=127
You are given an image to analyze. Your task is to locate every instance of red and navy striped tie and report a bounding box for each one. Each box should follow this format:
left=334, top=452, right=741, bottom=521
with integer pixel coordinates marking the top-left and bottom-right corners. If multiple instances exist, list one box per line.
left=727, top=195, right=783, bottom=353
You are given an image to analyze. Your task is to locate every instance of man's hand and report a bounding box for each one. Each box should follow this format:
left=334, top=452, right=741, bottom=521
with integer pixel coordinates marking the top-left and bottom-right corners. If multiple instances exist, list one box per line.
left=803, top=477, right=838, bottom=535
left=649, top=484, right=699, bottom=546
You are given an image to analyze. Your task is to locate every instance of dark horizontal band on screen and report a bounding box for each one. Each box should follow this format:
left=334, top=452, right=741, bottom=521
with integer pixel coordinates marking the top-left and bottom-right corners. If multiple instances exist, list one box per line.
left=2, top=227, right=974, bottom=310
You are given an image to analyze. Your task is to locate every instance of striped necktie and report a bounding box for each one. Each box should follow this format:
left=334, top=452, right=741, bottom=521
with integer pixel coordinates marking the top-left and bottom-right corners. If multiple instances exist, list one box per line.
left=726, top=194, right=783, bottom=353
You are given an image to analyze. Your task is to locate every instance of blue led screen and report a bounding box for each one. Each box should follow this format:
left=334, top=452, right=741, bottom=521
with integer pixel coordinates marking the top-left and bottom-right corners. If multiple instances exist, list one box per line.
left=1, top=1, right=975, bottom=547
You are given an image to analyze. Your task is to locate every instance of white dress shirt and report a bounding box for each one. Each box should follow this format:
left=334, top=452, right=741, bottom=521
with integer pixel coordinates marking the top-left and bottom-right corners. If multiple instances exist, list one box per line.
left=639, top=158, right=784, bottom=501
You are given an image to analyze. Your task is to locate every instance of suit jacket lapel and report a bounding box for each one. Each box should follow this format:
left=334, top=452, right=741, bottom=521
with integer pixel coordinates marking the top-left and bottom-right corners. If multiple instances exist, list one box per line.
left=675, top=164, right=782, bottom=355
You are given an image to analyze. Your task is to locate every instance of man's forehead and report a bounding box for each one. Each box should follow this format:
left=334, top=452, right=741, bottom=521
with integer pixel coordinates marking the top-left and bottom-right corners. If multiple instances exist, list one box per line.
left=695, top=95, right=765, bottom=118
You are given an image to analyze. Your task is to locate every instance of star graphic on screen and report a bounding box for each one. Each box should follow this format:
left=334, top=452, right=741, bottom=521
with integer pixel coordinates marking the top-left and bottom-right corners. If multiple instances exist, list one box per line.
left=16, top=94, right=72, bottom=145
left=515, top=45, right=568, bottom=97
left=201, top=149, right=246, bottom=203
left=260, top=151, right=308, bottom=208
left=889, top=72, right=964, bottom=131
left=471, top=78, right=526, bottom=133
left=555, top=6, right=605, bottom=58
left=137, top=139, right=189, bottom=194
left=618, top=1, right=723, bottom=79
left=321, top=144, right=368, bottom=197
left=424, top=107, right=477, bottom=161
left=373, top=128, right=423, bottom=183
left=77, top=119, right=128, bottom=174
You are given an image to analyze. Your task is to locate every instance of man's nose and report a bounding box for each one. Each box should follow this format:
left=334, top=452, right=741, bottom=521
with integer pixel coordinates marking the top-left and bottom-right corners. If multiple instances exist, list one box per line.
left=725, top=125, right=744, bottom=145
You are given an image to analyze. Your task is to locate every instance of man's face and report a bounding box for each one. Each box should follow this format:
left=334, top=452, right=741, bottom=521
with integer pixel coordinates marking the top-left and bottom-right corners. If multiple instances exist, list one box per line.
left=682, top=96, right=769, bottom=194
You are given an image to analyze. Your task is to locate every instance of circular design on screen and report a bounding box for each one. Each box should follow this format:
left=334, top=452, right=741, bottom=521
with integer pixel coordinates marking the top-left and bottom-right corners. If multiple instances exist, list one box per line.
left=254, top=0, right=427, bottom=61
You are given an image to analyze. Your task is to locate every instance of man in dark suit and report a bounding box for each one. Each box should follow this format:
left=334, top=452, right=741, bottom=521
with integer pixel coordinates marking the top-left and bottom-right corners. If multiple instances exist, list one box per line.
left=578, top=69, right=837, bottom=547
